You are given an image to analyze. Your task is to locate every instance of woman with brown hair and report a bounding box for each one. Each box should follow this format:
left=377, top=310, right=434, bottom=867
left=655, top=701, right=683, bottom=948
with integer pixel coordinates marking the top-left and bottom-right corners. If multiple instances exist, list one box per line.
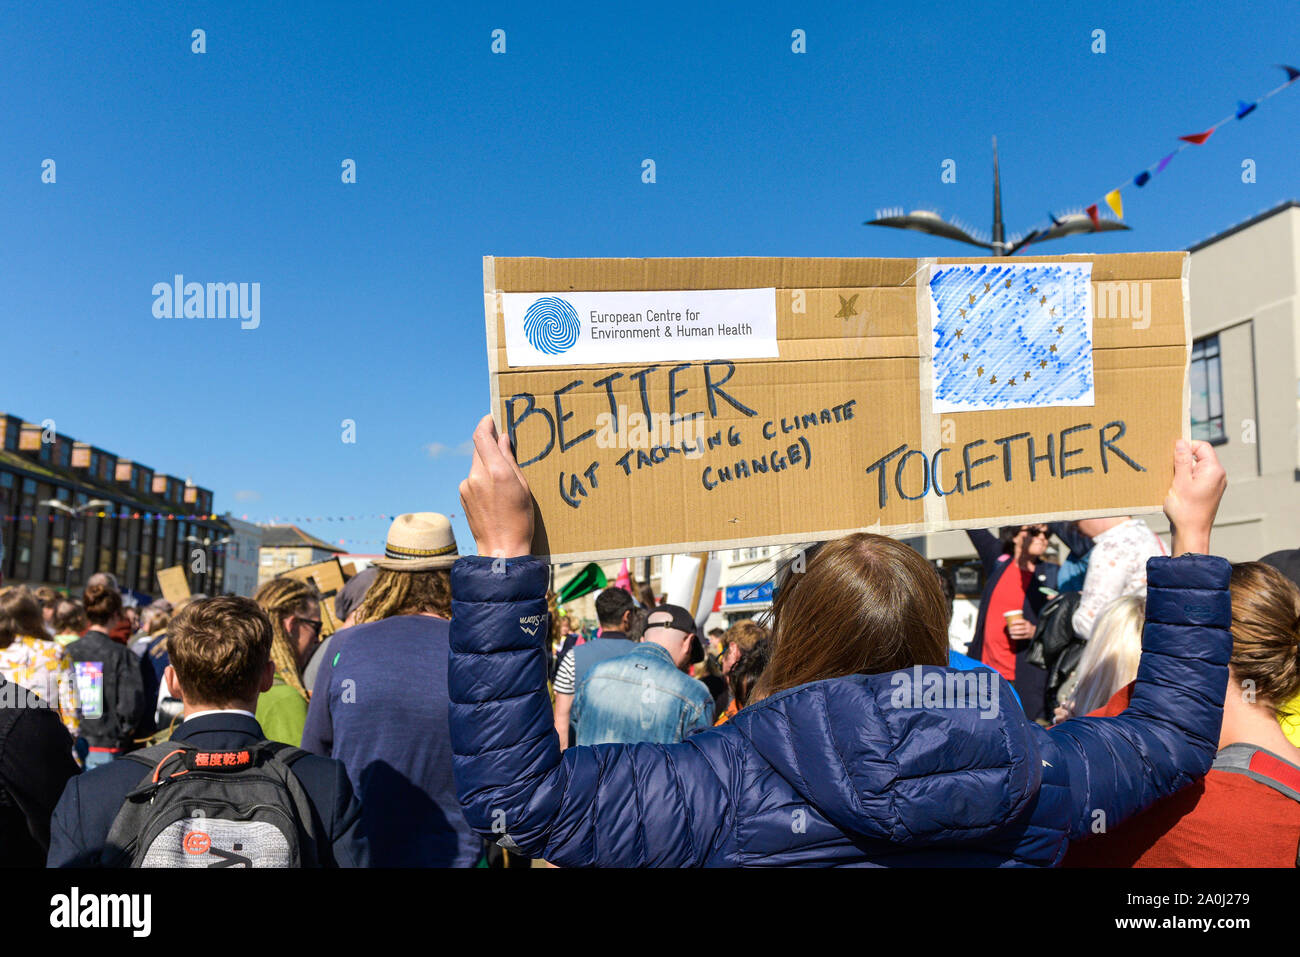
left=1065, top=561, right=1300, bottom=866
left=65, top=578, right=150, bottom=767
left=449, top=418, right=1233, bottom=866
left=253, top=577, right=321, bottom=746
left=0, top=587, right=82, bottom=740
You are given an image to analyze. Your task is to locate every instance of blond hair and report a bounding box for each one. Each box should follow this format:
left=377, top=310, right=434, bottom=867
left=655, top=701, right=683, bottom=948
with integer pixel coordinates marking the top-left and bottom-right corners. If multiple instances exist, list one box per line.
left=353, top=568, right=451, bottom=624
left=1228, top=562, right=1300, bottom=714
left=253, top=577, right=319, bottom=701
left=1070, top=595, right=1145, bottom=717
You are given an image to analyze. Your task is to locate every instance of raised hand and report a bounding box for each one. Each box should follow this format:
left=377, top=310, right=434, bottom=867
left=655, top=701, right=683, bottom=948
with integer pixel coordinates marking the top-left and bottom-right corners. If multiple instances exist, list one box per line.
left=1163, top=439, right=1226, bottom=556
left=459, top=414, right=534, bottom=559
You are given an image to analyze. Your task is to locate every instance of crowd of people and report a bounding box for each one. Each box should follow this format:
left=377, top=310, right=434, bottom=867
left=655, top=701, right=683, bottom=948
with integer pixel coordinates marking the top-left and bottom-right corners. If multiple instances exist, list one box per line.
left=1, top=422, right=1298, bottom=868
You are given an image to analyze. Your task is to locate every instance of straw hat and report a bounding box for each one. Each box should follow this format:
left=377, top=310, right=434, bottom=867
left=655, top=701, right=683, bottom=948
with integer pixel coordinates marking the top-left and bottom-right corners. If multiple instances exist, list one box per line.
left=371, top=512, right=459, bottom=571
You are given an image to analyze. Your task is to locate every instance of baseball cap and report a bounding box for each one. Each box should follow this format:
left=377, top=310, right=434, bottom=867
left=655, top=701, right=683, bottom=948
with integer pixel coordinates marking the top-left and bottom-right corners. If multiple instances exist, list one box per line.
left=335, top=566, right=379, bottom=621
left=1260, top=549, right=1300, bottom=591
left=644, top=603, right=705, bottom=664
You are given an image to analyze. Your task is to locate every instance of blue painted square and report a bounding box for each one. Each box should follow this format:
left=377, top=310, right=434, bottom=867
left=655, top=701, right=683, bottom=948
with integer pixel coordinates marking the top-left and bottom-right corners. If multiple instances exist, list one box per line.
left=928, top=263, right=1094, bottom=412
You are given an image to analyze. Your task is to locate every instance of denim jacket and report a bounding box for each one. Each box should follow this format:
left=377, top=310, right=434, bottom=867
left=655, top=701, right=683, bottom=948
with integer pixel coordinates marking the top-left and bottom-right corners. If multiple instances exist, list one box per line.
left=572, top=642, right=715, bottom=746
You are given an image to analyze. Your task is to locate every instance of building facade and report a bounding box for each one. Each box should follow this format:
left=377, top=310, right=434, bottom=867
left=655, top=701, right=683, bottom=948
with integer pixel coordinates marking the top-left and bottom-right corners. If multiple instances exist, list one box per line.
left=221, top=515, right=264, bottom=597
left=0, top=414, right=228, bottom=595
left=257, top=525, right=345, bottom=586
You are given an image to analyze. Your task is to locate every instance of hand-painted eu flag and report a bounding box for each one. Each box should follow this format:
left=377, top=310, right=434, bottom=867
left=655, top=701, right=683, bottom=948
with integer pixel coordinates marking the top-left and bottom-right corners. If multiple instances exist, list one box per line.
left=927, top=263, right=1094, bottom=413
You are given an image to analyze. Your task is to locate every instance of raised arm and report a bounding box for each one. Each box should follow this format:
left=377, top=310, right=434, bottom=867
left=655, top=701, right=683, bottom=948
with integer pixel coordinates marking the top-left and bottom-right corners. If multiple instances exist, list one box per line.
left=1047, top=521, right=1092, bottom=561
left=450, top=415, right=735, bottom=866
left=965, top=528, right=1004, bottom=572
left=1046, top=552, right=1231, bottom=844
left=1046, top=440, right=1230, bottom=848
left=450, top=555, right=734, bottom=866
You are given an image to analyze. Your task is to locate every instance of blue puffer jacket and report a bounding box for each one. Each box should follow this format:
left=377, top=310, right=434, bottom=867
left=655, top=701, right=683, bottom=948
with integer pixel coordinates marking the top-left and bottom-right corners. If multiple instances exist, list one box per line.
left=449, top=553, right=1231, bottom=866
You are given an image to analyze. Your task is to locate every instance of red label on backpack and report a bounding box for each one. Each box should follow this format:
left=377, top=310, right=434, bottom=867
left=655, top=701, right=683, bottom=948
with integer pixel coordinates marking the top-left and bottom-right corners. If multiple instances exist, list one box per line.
left=192, top=750, right=252, bottom=769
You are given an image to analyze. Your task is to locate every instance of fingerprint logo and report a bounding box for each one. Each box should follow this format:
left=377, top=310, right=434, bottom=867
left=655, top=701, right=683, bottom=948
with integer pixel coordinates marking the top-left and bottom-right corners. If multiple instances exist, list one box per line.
left=523, top=297, right=580, bottom=355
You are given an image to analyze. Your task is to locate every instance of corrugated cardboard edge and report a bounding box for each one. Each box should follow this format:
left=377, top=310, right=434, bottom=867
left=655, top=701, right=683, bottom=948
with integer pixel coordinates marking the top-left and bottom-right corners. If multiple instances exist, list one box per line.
left=483, top=256, right=502, bottom=430
left=535, top=504, right=1155, bottom=564
left=1180, top=253, right=1192, bottom=440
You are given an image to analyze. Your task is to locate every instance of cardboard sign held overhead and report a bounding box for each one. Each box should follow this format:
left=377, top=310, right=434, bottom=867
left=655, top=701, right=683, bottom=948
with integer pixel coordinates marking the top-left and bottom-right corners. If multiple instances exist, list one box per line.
left=484, top=254, right=1189, bottom=563
left=156, top=566, right=192, bottom=605
left=281, top=558, right=347, bottom=637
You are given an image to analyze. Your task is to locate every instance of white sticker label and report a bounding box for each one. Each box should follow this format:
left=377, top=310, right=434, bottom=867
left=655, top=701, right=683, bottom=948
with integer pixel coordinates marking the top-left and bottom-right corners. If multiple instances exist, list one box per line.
left=501, top=289, right=779, bottom=368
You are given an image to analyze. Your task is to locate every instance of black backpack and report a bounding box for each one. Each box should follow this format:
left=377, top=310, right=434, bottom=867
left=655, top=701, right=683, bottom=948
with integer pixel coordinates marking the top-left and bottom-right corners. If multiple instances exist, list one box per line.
left=101, top=740, right=319, bottom=868
left=1024, top=590, right=1084, bottom=712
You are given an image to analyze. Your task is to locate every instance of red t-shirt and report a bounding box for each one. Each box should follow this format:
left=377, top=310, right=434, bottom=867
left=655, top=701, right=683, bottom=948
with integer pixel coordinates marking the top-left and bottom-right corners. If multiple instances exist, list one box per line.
left=1062, top=682, right=1300, bottom=866
left=981, top=561, right=1030, bottom=682
left=1063, top=765, right=1300, bottom=867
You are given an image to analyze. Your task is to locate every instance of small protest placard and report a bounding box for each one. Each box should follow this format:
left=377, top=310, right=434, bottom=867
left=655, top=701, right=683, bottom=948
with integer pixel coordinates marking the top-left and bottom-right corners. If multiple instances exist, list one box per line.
left=156, top=565, right=192, bottom=605
left=281, top=558, right=347, bottom=637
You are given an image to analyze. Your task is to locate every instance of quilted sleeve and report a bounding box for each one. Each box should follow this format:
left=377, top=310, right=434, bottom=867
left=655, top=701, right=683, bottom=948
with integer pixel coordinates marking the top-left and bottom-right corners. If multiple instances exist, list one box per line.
left=1045, top=553, right=1232, bottom=845
left=449, top=556, right=737, bottom=867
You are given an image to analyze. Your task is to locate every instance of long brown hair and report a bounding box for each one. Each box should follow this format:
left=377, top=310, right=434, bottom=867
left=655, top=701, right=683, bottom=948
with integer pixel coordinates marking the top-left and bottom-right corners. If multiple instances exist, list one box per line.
left=0, top=587, right=49, bottom=648
left=253, top=578, right=319, bottom=701
left=751, top=534, right=949, bottom=703
left=353, top=568, right=452, bottom=623
left=1229, top=562, right=1300, bottom=714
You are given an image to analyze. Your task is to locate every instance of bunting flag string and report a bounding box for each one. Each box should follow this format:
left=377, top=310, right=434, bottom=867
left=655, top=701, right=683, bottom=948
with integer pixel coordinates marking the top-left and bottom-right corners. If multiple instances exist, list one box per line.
left=1021, top=63, right=1299, bottom=251
left=0, top=511, right=453, bottom=526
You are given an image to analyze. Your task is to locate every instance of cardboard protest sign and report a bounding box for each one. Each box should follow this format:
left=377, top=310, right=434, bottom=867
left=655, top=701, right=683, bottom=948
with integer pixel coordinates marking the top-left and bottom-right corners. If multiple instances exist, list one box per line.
left=156, top=565, right=192, bottom=605
left=281, top=558, right=347, bottom=636
left=483, top=254, right=1188, bottom=562
left=661, top=553, right=721, bottom=633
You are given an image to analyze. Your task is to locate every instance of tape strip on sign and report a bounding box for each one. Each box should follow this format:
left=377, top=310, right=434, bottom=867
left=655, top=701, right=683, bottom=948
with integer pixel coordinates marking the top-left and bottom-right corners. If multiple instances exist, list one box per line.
left=914, top=259, right=948, bottom=528
left=501, top=289, right=779, bottom=367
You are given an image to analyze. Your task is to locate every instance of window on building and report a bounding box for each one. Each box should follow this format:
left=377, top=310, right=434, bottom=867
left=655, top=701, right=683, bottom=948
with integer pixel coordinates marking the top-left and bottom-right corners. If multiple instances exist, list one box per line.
left=0, top=472, right=14, bottom=579
left=1190, top=335, right=1226, bottom=444
left=14, top=479, right=36, bottom=580
left=155, top=518, right=169, bottom=577
left=139, top=519, right=154, bottom=592
left=114, top=519, right=130, bottom=581
left=261, top=554, right=274, bottom=566
left=98, top=515, right=117, bottom=578
left=45, top=487, right=71, bottom=583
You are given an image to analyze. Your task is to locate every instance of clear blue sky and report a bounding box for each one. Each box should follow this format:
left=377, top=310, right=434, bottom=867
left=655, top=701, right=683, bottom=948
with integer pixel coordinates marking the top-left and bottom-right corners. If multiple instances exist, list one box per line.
left=4, top=0, right=1296, bottom=554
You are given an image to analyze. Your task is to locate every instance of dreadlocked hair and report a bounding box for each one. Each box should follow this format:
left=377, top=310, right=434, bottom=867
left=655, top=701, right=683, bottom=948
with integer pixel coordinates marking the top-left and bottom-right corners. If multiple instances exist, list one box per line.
left=353, top=567, right=452, bottom=623
left=253, top=577, right=319, bottom=702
